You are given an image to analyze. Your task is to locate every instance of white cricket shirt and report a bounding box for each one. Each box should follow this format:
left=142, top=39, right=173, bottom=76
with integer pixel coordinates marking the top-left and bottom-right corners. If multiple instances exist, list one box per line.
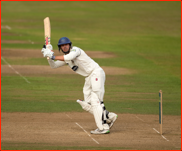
left=48, top=46, right=100, bottom=77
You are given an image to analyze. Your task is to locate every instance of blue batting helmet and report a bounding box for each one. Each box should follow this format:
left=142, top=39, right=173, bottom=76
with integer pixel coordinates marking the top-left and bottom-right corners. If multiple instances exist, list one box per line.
left=58, top=37, right=72, bottom=46
left=57, top=37, right=72, bottom=53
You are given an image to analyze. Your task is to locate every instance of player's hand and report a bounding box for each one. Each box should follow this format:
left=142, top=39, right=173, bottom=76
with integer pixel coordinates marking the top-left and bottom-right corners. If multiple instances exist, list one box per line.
left=46, top=44, right=53, bottom=51
left=41, top=47, right=46, bottom=54
left=44, top=49, right=54, bottom=58
left=41, top=45, right=47, bottom=54
left=42, top=48, right=54, bottom=58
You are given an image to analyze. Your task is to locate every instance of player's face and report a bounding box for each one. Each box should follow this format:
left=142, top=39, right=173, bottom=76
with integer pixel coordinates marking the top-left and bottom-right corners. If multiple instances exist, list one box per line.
left=61, top=44, right=70, bottom=53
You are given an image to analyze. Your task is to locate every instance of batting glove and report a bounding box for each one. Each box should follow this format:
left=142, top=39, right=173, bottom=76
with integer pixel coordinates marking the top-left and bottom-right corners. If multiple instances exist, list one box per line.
left=46, top=44, right=53, bottom=51
left=41, top=48, right=46, bottom=54
left=43, top=48, right=54, bottom=58
left=41, top=45, right=47, bottom=54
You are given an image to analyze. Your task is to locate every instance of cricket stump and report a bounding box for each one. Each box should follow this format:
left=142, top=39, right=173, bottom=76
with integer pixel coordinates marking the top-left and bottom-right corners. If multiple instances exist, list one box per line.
left=159, top=90, right=163, bottom=135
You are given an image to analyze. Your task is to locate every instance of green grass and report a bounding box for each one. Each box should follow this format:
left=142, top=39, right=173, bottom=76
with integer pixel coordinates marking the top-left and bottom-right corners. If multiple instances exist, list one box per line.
left=1, top=74, right=180, bottom=115
left=1, top=1, right=181, bottom=115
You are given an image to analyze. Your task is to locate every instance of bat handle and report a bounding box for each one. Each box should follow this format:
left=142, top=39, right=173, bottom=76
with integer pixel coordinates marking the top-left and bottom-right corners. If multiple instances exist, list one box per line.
left=46, top=43, right=50, bottom=60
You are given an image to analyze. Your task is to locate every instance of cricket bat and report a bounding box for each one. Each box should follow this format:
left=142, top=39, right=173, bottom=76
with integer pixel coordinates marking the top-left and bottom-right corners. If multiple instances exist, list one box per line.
left=44, top=17, right=51, bottom=60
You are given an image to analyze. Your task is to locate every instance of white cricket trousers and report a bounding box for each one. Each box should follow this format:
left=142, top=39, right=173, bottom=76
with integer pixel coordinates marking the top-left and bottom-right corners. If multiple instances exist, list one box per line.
left=83, top=67, right=109, bottom=130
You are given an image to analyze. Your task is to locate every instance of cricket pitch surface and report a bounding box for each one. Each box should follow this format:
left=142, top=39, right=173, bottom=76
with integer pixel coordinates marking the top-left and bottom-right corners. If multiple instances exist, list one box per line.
left=1, top=112, right=181, bottom=150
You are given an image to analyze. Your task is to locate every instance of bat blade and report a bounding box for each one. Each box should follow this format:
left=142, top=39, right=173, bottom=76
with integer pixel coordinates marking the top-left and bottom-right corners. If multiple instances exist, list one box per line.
left=44, top=17, right=51, bottom=59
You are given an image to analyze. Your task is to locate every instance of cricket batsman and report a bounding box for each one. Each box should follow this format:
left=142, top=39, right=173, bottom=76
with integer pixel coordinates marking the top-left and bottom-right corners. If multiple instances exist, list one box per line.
left=41, top=37, right=118, bottom=134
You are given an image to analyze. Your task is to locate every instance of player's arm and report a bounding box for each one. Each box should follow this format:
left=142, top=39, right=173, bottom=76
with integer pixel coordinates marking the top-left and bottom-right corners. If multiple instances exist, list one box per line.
left=41, top=44, right=66, bottom=68
left=54, top=56, right=65, bottom=61
left=53, top=54, right=75, bottom=61
left=54, top=48, right=81, bottom=61
left=48, top=59, right=66, bottom=69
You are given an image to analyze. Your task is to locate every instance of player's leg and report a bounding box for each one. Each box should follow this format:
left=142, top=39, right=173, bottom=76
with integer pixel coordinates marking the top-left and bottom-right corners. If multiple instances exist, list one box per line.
left=77, top=99, right=93, bottom=114
left=77, top=69, right=117, bottom=131
left=80, top=76, right=93, bottom=113
left=90, top=91, right=106, bottom=130
left=77, top=99, right=117, bottom=128
left=90, top=69, right=110, bottom=132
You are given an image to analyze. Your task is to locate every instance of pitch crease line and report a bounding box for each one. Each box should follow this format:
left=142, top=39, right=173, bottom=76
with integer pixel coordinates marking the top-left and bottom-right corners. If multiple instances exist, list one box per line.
left=75, top=122, right=99, bottom=144
left=65, top=114, right=72, bottom=119
left=153, top=128, right=160, bottom=134
left=161, top=135, right=169, bottom=141
left=135, top=115, right=170, bottom=142
left=1, top=57, right=31, bottom=83
left=153, top=128, right=169, bottom=141
left=135, top=115, right=145, bottom=122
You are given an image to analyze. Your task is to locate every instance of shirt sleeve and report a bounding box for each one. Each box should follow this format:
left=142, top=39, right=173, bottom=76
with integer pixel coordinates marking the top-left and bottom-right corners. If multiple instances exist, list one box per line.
left=48, top=59, right=66, bottom=69
left=64, top=47, right=81, bottom=61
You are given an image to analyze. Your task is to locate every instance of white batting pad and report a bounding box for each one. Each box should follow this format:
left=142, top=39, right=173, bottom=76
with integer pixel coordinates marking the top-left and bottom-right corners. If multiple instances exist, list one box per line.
left=92, top=105, right=103, bottom=130
left=76, top=100, right=93, bottom=114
